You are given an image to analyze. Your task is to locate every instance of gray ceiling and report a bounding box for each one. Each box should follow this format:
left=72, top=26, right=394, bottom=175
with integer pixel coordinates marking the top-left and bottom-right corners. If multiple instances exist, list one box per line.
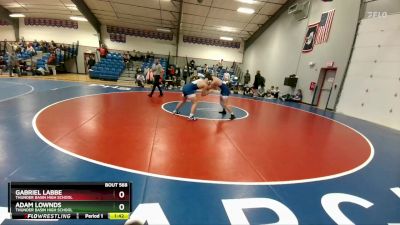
left=0, top=0, right=287, bottom=41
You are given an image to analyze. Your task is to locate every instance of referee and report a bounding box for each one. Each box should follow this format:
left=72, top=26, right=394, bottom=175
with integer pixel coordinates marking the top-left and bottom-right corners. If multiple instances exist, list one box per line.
left=148, top=59, right=164, bottom=97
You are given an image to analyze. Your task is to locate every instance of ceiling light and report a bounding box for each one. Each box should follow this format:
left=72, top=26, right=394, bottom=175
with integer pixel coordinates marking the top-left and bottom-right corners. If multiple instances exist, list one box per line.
left=67, top=6, right=78, bottom=11
left=237, top=7, right=255, bottom=14
left=220, top=37, right=233, bottom=41
left=9, top=13, right=25, bottom=18
left=218, top=26, right=238, bottom=32
left=237, top=0, right=258, bottom=4
left=157, top=28, right=171, bottom=32
left=70, top=16, right=87, bottom=21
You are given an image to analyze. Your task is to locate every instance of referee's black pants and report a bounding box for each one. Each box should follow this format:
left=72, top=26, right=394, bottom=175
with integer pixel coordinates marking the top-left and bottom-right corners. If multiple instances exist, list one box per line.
left=149, top=75, right=163, bottom=96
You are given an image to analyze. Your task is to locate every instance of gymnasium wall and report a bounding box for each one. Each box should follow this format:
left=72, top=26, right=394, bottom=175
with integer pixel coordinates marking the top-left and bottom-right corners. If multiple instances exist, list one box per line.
left=336, top=13, right=400, bottom=131
left=361, top=0, right=400, bottom=19
left=102, top=25, right=176, bottom=56
left=0, top=25, right=15, bottom=41
left=243, top=0, right=361, bottom=107
left=19, top=19, right=99, bottom=47
left=103, top=29, right=244, bottom=63
left=177, top=35, right=244, bottom=63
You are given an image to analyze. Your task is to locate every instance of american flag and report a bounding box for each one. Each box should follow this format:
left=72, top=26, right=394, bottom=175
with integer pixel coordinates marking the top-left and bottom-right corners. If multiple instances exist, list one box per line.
left=315, top=9, right=335, bottom=45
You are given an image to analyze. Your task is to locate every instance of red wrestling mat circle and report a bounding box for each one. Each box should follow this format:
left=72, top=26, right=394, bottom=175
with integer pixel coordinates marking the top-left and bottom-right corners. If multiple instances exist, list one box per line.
left=34, top=92, right=373, bottom=184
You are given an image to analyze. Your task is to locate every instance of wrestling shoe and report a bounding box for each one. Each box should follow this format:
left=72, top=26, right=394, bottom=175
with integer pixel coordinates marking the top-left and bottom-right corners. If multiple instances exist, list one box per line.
left=188, top=115, right=197, bottom=121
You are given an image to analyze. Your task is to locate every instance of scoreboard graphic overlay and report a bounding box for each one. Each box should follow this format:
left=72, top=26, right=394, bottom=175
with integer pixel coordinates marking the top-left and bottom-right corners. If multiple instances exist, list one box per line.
left=9, top=182, right=131, bottom=220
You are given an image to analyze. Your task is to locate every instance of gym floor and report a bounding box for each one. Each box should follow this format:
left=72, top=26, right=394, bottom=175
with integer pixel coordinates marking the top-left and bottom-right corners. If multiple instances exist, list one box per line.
left=0, top=76, right=399, bottom=225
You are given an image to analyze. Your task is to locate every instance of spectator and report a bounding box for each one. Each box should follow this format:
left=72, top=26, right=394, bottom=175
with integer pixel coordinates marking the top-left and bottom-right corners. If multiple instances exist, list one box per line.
left=123, top=51, right=130, bottom=67
left=97, top=44, right=108, bottom=58
left=217, top=59, right=223, bottom=69
left=212, top=64, right=218, bottom=75
left=135, top=65, right=141, bottom=75
left=244, top=70, right=251, bottom=85
left=190, top=70, right=199, bottom=81
left=145, top=66, right=153, bottom=83
left=190, top=59, right=195, bottom=69
left=168, top=65, right=175, bottom=79
left=223, top=71, right=230, bottom=84
left=139, top=51, right=144, bottom=61
left=148, top=59, right=163, bottom=97
left=8, top=52, right=19, bottom=77
left=265, top=86, right=275, bottom=98
left=129, top=50, right=135, bottom=61
left=183, top=65, right=189, bottom=84
left=26, top=44, right=36, bottom=56
left=175, top=67, right=180, bottom=80
left=273, top=86, right=280, bottom=98
left=280, top=89, right=303, bottom=102
left=136, top=73, right=145, bottom=88
left=87, top=55, right=96, bottom=71
left=0, top=56, right=5, bottom=74
left=47, top=53, right=57, bottom=75
left=252, top=70, right=265, bottom=97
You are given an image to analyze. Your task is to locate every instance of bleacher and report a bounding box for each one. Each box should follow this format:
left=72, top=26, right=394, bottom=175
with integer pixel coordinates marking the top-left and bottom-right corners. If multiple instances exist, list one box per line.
left=35, top=53, right=50, bottom=70
left=16, top=51, right=33, bottom=60
left=89, top=53, right=125, bottom=81
left=141, top=57, right=168, bottom=75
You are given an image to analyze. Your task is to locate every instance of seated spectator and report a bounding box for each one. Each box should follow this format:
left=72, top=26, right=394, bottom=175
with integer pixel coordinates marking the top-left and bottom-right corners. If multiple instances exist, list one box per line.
left=168, top=65, right=175, bottom=79
left=26, top=44, right=36, bottom=56
left=135, top=65, right=141, bottom=75
left=124, top=51, right=130, bottom=62
left=172, top=74, right=181, bottom=88
left=232, top=60, right=236, bottom=69
left=139, top=51, right=144, bottom=61
left=123, top=51, right=130, bottom=68
left=280, top=89, right=303, bottom=102
left=136, top=73, right=145, bottom=88
left=212, top=64, right=218, bottom=75
left=204, top=64, right=208, bottom=73
left=32, top=39, right=39, bottom=48
left=223, top=71, right=230, bottom=84
left=0, top=56, right=5, bottom=74
left=264, top=86, right=275, bottom=98
left=36, top=67, right=47, bottom=75
left=18, top=60, right=26, bottom=75
left=190, top=70, right=199, bottom=81
left=243, top=82, right=253, bottom=96
left=272, top=86, right=280, bottom=98
left=15, top=46, right=22, bottom=54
